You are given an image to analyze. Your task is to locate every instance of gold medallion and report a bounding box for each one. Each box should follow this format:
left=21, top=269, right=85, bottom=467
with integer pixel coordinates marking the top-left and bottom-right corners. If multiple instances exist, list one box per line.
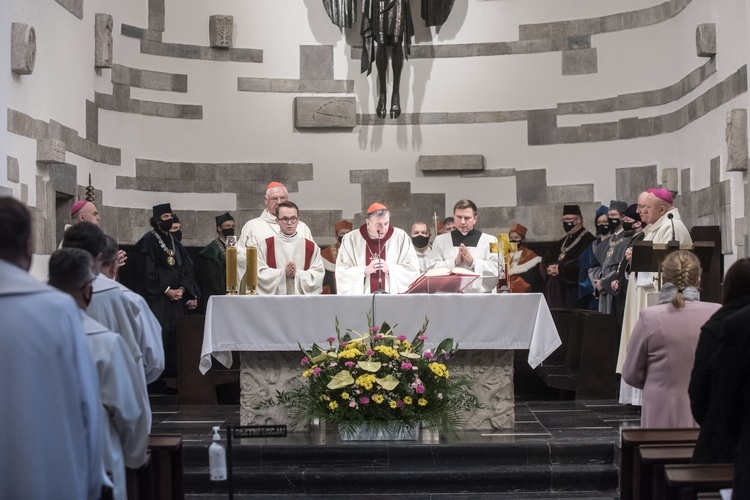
left=558, top=252, right=566, bottom=261
left=167, top=256, right=176, bottom=266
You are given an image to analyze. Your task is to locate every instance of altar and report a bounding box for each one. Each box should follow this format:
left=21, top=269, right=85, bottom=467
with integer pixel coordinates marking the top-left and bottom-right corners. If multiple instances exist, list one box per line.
left=201, top=293, right=561, bottom=430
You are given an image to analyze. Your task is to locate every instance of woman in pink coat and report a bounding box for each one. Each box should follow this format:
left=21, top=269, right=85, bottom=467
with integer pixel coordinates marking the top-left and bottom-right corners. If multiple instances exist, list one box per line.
left=622, top=250, right=721, bottom=428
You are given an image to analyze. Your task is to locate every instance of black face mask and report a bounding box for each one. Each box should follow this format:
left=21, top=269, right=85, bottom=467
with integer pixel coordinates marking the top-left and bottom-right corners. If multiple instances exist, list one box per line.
left=608, top=218, right=621, bottom=229
left=336, top=236, right=344, bottom=244
left=621, top=221, right=635, bottom=232
left=411, top=235, right=430, bottom=248
left=172, top=230, right=183, bottom=242
left=83, top=285, right=93, bottom=308
left=562, top=221, right=577, bottom=233
left=596, top=224, right=610, bottom=235
left=159, top=218, right=174, bottom=232
left=222, top=228, right=235, bottom=238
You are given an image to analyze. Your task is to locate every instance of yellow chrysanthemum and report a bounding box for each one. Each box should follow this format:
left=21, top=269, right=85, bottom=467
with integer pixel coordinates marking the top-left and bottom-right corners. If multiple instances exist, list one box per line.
left=302, top=368, right=314, bottom=377
left=404, top=396, right=413, bottom=405
left=389, top=401, right=398, bottom=409
left=328, top=401, right=339, bottom=411
left=355, top=373, right=377, bottom=390
left=372, top=394, right=385, bottom=404
left=418, top=398, right=428, bottom=406
left=428, top=362, right=449, bottom=378
left=374, top=345, right=400, bottom=359
left=340, top=392, right=350, bottom=400
left=337, top=348, right=362, bottom=359
left=400, top=340, right=412, bottom=350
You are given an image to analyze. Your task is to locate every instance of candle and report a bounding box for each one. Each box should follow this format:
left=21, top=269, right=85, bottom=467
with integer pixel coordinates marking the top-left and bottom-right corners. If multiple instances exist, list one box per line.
left=247, top=246, right=258, bottom=288
left=225, top=246, right=238, bottom=293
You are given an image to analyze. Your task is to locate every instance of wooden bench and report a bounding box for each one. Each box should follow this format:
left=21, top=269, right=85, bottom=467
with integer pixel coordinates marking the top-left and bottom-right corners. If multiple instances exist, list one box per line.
left=664, top=464, right=733, bottom=500
left=638, top=444, right=695, bottom=500
left=620, top=428, right=700, bottom=500
left=537, top=309, right=620, bottom=399
left=127, top=434, right=185, bottom=500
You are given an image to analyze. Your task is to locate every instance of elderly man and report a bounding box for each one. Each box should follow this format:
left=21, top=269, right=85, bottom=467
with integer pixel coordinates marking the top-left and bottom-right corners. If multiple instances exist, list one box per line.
left=336, top=202, right=420, bottom=294
left=257, top=201, right=324, bottom=295
left=196, top=212, right=235, bottom=313
left=321, top=220, right=353, bottom=294
left=411, top=221, right=436, bottom=272
left=593, top=200, right=628, bottom=314
left=237, top=182, right=313, bottom=282
left=0, top=197, right=104, bottom=500
left=540, top=205, right=596, bottom=309
left=508, top=223, right=542, bottom=293
left=49, top=248, right=151, bottom=500
left=617, top=189, right=692, bottom=405
left=432, top=199, right=499, bottom=293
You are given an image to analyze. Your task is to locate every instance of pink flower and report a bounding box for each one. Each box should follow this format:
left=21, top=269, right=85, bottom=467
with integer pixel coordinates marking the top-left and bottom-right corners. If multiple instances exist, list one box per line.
left=437, top=393, right=444, bottom=399
left=424, top=352, right=434, bottom=359
left=397, top=335, right=407, bottom=341
left=372, top=334, right=383, bottom=340
left=349, top=401, right=357, bottom=407
left=326, top=337, right=335, bottom=343
left=330, top=362, right=338, bottom=367
left=401, top=362, right=413, bottom=370
left=300, top=357, right=309, bottom=365
left=415, top=385, right=425, bottom=394
left=359, top=397, right=370, bottom=404
left=418, top=335, right=427, bottom=341
left=397, top=400, right=405, bottom=408
left=345, top=361, right=355, bottom=367
left=340, top=341, right=349, bottom=346
left=370, top=326, right=380, bottom=332
left=312, top=367, right=322, bottom=375
left=365, top=349, right=375, bottom=356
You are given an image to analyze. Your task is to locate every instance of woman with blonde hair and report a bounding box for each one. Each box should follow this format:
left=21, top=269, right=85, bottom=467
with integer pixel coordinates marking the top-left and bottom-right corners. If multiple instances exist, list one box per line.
left=622, top=250, right=721, bottom=427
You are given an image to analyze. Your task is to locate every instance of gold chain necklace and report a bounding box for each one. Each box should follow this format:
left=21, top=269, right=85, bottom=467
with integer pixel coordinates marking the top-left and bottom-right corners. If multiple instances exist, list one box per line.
left=152, top=230, right=176, bottom=266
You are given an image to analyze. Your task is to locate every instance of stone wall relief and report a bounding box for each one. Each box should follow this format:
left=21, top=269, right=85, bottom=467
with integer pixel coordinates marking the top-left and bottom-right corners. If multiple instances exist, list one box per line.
left=95, top=14, right=114, bottom=68
left=209, top=15, right=234, bottom=48
left=11, top=23, right=36, bottom=75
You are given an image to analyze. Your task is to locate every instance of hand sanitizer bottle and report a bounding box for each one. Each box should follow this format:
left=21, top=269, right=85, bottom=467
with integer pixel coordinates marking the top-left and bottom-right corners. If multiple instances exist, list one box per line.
left=209, top=426, right=227, bottom=481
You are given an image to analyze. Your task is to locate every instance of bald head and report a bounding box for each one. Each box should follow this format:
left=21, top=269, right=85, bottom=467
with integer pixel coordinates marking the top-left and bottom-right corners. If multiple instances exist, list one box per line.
left=72, top=201, right=100, bottom=225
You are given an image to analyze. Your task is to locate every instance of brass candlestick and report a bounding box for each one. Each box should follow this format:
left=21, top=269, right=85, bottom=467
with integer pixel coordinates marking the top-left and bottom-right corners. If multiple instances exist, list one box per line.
left=246, top=246, right=258, bottom=295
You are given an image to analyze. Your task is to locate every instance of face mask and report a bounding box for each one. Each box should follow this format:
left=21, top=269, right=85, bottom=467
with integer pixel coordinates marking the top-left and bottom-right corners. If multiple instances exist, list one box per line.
left=562, top=221, right=576, bottom=233
left=411, top=235, right=430, bottom=248
left=222, top=228, right=235, bottom=238
left=621, top=221, right=635, bottom=232
left=159, top=218, right=173, bottom=232
left=608, top=218, right=621, bottom=229
left=596, top=224, right=609, bottom=235
left=83, top=286, right=93, bottom=308
left=336, top=236, right=344, bottom=244
left=172, top=230, right=183, bottom=241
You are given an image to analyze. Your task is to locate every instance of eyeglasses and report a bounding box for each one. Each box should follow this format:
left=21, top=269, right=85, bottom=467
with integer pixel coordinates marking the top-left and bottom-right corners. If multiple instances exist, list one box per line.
left=278, top=217, right=298, bottom=224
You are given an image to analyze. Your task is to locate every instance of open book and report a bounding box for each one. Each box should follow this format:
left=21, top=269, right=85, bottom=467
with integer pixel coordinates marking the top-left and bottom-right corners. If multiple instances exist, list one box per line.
left=402, top=267, right=480, bottom=294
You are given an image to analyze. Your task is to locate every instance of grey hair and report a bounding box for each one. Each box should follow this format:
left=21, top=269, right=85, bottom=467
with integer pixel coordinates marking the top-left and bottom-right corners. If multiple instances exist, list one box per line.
left=367, top=209, right=390, bottom=219
left=48, top=248, right=95, bottom=292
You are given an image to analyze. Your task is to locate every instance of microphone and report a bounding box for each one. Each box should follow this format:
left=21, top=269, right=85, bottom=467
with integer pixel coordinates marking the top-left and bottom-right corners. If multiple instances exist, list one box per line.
left=667, top=213, right=676, bottom=241
left=667, top=213, right=679, bottom=252
left=376, top=230, right=385, bottom=293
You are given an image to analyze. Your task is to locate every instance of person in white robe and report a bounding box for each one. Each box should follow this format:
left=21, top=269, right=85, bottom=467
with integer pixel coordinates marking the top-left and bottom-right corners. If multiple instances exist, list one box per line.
left=336, top=202, right=420, bottom=295
left=237, top=182, right=313, bottom=282
left=431, top=199, right=499, bottom=293
left=411, top=221, right=437, bottom=272
left=257, top=201, right=325, bottom=295
left=101, top=234, right=165, bottom=384
left=0, top=197, right=104, bottom=500
left=49, top=248, right=151, bottom=500
left=616, top=188, right=693, bottom=405
left=63, top=222, right=145, bottom=369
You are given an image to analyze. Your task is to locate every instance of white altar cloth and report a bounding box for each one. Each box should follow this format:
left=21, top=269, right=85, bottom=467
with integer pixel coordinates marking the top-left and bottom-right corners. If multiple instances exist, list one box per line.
left=200, top=293, right=561, bottom=374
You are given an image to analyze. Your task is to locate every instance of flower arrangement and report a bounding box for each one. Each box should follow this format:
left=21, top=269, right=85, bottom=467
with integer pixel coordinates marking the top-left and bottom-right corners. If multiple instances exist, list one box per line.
left=268, top=315, right=479, bottom=439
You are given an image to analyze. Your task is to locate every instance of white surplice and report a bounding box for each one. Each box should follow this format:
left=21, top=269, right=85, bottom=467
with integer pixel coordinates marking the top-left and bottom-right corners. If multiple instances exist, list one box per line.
left=237, top=209, right=313, bottom=282
left=0, top=259, right=104, bottom=500
left=617, top=207, right=692, bottom=405
left=431, top=231, right=499, bottom=293
left=415, top=246, right=438, bottom=273
left=336, top=226, right=420, bottom=295
left=257, top=233, right=325, bottom=295
left=82, top=312, right=151, bottom=500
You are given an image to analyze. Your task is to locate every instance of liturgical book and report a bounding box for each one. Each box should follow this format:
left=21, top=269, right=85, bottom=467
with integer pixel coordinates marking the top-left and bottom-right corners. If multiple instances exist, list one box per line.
left=402, top=268, right=480, bottom=294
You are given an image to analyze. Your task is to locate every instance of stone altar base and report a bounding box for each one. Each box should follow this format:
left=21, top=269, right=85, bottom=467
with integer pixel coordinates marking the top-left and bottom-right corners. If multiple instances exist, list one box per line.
left=238, top=350, right=515, bottom=430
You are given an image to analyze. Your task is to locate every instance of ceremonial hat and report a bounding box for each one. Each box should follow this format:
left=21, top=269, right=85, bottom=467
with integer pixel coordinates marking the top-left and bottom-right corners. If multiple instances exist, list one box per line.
left=334, top=220, right=352, bottom=232
left=266, top=181, right=285, bottom=191
left=215, top=212, right=234, bottom=226
left=563, top=205, right=582, bottom=216
left=509, top=223, right=528, bottom=237
left=624, top=204, right=641, bottom=222
left=595, top=205, right=609, bottom=218
left=153, top=203, right=172, bottom=218
left=71, top=200, right=88, bottom=216
left=647, top=188, right=673, bottom=204
left=609, top=200, right=628, bottom=214
left=367, top=202, right=388, bottom=214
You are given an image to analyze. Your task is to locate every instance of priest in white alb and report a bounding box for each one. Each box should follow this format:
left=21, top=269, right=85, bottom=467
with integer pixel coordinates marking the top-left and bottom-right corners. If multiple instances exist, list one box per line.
left=616, top=188, right=693, bottom=405
left=257, top=201, right=324, bottom=295
left=237, top=182, right=313, bottom=282
left=431, top=199, right=499, bottom=293
left=336, top=202, right=420, bottom=295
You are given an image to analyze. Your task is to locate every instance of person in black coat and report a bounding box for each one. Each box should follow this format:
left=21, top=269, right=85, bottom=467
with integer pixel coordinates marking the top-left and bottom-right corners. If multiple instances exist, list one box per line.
left=690, top=257, right=750, bottom=464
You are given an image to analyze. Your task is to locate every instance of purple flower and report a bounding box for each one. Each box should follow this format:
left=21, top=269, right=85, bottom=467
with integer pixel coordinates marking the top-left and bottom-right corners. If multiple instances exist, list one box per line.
left=370, top=326, right=380, bottom=332
left=345, top=361, right=355, bottom=367
left=312, top=367, right=322, bottom=375
left=326, top=337, right=335, bottom=343
left=418, top=335, right=427, bottom=341
left=397, top=400, right=405, bottom=408
left=340, top=341, right=349, bottom=346
left=401, top=362, right=413, bottom=370
left=300, top=357, right=309, bottom=365
left=424, top=352, right=434, bottom=359
left=415, top=385, right=425, bottom=394
left=359, top=397, right=370, bottom=404
left=365, top=349, right=375, bottom=356
left=397, top=335, right=407, bottom=341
